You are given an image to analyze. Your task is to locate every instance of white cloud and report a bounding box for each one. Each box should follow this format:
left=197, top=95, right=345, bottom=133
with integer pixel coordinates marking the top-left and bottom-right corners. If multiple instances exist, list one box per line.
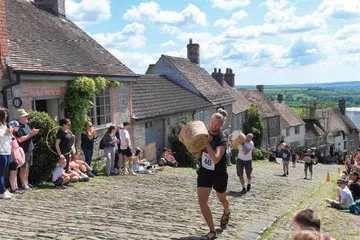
left=223, top=25, right=278, bottom=39
left=231, top=10, right=248, bottom=21
left=66, top=0, right=111, bottom=24
left=92, top=22, right=146, bottom=49
left=285, top=37, right=324, bottom=66
left=334, top=23, right=360, bottom=40
left=318, top=0, right=360, bottom=19
left=209, top=0, right=250, bottom=11
left=161, top=40, right=176, bottom=47
left=123, top=2, right=207, bottom=26
left=214, top=19, right=238, bottom=27
left=110, top=50, right=159, bottom=74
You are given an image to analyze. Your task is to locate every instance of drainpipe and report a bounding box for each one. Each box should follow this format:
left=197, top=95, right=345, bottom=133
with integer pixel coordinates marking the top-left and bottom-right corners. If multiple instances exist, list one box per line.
left=1, top=68, right=21, bottom=109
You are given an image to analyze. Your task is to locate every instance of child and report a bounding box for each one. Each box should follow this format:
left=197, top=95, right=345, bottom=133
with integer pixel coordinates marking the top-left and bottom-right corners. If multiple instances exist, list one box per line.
left=291, top=150, right=297, bottom=168
left=8, top=121, right=25, bottom=194
left=325, top=178, right=354, bottom=210
left=279, top=144, right=291, bottom=176
left=52, top=156, right=80, bottom=187
left=303, top=149, right=314, bottom=180
left=70, top=151, right=94, bottom=177
left=132, top=147, right=151, bottom=174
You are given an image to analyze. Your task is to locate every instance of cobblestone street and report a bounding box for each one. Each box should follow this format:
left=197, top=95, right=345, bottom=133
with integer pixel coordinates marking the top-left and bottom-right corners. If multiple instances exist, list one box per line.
left=0, top=161, right=345, bottom=239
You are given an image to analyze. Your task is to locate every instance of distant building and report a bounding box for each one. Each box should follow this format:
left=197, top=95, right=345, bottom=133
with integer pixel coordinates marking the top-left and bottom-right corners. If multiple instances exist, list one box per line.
left=239, top=86, right=281, bottom=148
left=346, top=107, right=360, bottom=141
left=272, top=94, right=305, bottom=149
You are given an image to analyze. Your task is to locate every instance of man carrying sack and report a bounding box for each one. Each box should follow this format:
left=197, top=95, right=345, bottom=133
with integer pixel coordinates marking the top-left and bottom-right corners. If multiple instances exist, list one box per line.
left=236, top=133, right=254, bottom=194
left=186, top=109, right=231, bottom=240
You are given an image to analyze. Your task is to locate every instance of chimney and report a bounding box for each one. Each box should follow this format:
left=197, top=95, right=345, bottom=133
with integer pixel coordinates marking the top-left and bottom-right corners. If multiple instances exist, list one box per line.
left=187, top=38, right=200, bottom=64
left=0, top=0, right=9, bottom=80
left=278, top=93, right=283, bottom=103
left=34, top=0, right=66, bottom=17
left=224, top=68, right=235, bottom=87
left=256, top=85, right=264, bottom=93
left=212, top=68, right=224, bottom=86
left=338, top=98, right=346, bottom=115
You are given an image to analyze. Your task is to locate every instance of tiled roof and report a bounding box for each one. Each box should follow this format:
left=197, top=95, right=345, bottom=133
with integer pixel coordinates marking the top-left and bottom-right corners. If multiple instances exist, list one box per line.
left=317, top=108, right=359, bottom=135
left=162, top=55, right=234, bottom=105
left=304, top=119, right=326, bottom=137
left=238, top=89, right=279, bottom=118
left=6, top=0, right=135, bottom=77
left=273, top=101, right=305, bottom=128
left=223, top=83, right=249, bottom=114
left=132, top=74, right=213, bottom=120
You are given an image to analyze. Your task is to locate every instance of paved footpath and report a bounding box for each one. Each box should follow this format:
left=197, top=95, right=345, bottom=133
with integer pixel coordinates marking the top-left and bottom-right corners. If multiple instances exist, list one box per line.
left=0, top=161, right=339, bottom=240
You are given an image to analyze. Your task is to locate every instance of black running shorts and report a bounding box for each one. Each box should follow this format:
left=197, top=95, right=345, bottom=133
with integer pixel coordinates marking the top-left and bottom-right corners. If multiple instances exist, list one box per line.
left=197, top=168, right=228, bottom=193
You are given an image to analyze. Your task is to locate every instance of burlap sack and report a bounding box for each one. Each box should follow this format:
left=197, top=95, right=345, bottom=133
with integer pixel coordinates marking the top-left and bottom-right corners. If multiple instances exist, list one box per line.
left=229, top=130, right=246, bottom=148
left=179, top=121, right=209, bottom=152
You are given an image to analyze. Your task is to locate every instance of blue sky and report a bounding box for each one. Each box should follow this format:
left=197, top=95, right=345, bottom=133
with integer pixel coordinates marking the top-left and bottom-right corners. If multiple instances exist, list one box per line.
left=66, top=0, right=360, bottom=85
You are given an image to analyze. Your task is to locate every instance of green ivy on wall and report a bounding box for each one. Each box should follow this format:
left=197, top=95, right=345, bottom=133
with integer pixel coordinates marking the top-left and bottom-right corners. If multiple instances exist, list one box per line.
left=61, top=76, right=121, bottom=133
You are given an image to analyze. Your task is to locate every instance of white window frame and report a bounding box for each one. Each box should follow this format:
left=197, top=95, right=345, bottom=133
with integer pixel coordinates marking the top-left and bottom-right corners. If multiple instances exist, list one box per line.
left=295, top=126, right=300, bottom=134
left=197, top=110, right=204, bottom=122
left=269, top=118, right=276, bottom=128
left=344, top=140, right=347, bottom=150
left=88, top=88, right=112, bottom=127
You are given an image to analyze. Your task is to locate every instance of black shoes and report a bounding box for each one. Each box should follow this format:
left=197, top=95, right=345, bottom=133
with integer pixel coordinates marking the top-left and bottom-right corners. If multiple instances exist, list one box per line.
left=240, top=187, right=247, bottom=194
left=247, top=184, right=251, bottom=192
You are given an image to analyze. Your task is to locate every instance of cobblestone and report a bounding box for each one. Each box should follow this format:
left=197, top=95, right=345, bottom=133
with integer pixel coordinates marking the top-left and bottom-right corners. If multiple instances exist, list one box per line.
left=0, top=161, right=340, bottom=239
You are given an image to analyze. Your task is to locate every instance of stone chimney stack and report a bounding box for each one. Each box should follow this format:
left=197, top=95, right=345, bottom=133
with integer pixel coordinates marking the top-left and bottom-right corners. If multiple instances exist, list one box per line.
left=278, top=93, right=283, bottom=103
left=212, top=68, right=224, bottom=86
left=35, top=0, right=66, bottom=17
left=256, top=85, right=264, bottom=93
left=187, top=38, right=200, bottom=64
left=338, top=98, right=346, bottom=115
left=224, top=68, right=235, bottom=87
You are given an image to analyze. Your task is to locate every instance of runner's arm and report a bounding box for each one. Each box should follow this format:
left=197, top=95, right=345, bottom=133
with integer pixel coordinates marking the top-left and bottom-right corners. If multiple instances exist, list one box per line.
left=206, top=144, right=226, bottom=164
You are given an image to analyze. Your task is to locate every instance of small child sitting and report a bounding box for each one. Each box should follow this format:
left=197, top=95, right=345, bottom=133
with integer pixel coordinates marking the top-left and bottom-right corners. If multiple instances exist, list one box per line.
left=70, top=152, right=94, bottom=178
left=325, top=178, right=354, bottom=210
left=52, top=156, right=80, bottom=187
left=160, top=148, right=179, bottom=167
left=132, top=147, right=152, bottom=174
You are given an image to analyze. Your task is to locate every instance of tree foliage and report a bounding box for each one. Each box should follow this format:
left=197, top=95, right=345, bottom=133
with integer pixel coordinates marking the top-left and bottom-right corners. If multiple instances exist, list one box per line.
left=243, top=104, right=264, bottom=147
left=61, top=76, right=121, bottom=133
left=28, top=111, right=58, bottom=184
left=168, top=122, right=197, bottom=167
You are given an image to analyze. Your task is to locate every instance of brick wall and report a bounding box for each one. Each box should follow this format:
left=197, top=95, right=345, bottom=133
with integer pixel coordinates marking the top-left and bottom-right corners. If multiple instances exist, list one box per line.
left=0, top=0, right=8, bottom=81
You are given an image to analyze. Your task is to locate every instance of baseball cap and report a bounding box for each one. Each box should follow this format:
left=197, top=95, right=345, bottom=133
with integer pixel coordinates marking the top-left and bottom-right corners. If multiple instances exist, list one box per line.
left=8, top=120, right=20, bottom=128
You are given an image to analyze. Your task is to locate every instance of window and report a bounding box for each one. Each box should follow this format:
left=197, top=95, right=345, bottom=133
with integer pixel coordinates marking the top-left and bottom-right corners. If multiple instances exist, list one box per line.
left=350, top=140, right=354, bottom=148
left=270, top=137, right=277, bottom=146
left=88, top=89, right=112, bottom=126
left=286, top=128, right=290, bottom=136
left=344, top=141, right=347, bottom=150
left=295, top=126, right=300, bottom=134
left=269, top=118, right=276, bottom=128
left=33, top=96, right=60, bottom=121
left=145, top=121, right=153, bottom=129
left=197, top=110, right=204, bottom=122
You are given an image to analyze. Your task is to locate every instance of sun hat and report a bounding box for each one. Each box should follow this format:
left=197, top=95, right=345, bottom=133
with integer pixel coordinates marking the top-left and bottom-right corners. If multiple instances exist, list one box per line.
left=14, top=109, right=29, bottom=120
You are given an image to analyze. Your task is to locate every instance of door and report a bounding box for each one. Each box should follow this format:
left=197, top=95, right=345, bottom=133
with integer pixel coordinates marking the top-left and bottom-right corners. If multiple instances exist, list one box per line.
left=33, top=97, right=60, bottom=122
left=145, top=119, right=165, bottom=159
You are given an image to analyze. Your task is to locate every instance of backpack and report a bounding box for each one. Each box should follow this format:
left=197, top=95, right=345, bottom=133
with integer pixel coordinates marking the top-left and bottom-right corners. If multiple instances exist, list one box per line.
left=99, top=136, right=105, bottom=150
left=349, top=199, right=360, bottom=215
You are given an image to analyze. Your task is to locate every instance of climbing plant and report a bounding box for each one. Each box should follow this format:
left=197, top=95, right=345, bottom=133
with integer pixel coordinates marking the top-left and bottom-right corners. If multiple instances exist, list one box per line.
left=61, top=76, right=121, bottom=133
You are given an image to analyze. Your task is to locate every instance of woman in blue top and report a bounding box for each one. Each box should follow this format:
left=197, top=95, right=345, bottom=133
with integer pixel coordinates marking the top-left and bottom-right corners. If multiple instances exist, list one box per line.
left=192, top=109, right=230, bottom=240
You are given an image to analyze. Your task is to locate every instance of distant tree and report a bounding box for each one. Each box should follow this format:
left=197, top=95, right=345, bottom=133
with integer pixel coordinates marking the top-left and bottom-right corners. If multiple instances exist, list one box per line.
left=243, top=104, right=264, bottom=147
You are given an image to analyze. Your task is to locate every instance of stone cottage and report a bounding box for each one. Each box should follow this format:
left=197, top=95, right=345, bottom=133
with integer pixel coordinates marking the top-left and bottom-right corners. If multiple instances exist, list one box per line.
left=239, top=86, right=281, bottom=147
left=147, top=39, right=234, bottom=134
left=0, top=0, right=136, bottom=132
left=212, top=68, right=249, bottom=132
left=316, top=99, right=359, bottom=157
left=131, top=74, right=212, bottom=160
left=272, top=94, right=305, bottom=149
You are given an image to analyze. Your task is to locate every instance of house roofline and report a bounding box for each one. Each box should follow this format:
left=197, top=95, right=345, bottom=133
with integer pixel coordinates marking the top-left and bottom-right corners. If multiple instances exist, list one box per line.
left=15, top=71, right=138, bottom=82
